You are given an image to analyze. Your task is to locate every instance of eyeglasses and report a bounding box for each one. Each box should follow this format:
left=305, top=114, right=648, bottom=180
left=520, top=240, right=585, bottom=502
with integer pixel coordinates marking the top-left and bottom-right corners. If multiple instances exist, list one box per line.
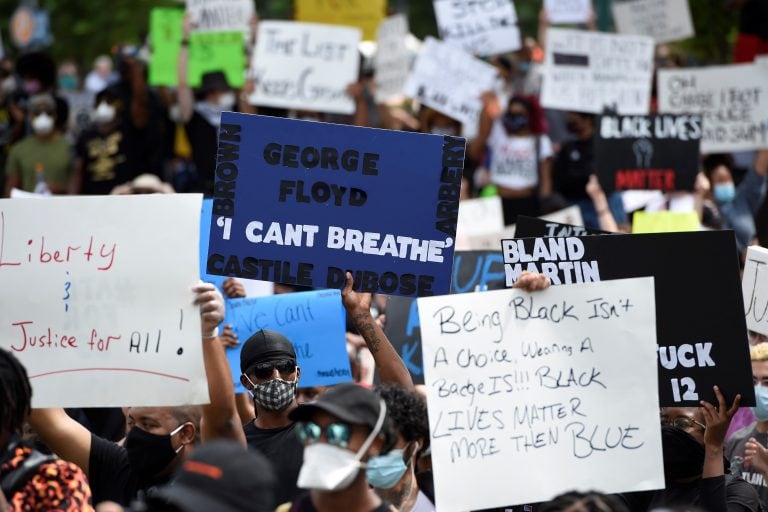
left=296, top=421, right=351, bottom=449
left=248, top=359, right=296, bottom=380
left=661, top=416, right=706, bottom=430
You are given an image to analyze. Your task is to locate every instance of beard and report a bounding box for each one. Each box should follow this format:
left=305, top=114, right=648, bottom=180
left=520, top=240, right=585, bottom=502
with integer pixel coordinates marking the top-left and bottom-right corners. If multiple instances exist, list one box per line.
left=375, top=473, right=415, bottom=510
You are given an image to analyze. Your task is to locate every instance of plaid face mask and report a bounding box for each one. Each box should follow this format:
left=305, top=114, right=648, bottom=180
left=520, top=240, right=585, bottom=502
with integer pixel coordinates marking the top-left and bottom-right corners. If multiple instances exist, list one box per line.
left=247, top=375, right=297, bottom=411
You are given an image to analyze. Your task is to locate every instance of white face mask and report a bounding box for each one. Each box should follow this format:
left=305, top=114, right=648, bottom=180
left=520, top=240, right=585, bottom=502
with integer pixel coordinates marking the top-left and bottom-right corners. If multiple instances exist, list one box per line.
left=92, top=101, right=116, bottom=124
left=217, top=91, right=236, bottom=109
left=31, top=113, right=54, bottom=135
left=297, top=400, right=387, bottom=492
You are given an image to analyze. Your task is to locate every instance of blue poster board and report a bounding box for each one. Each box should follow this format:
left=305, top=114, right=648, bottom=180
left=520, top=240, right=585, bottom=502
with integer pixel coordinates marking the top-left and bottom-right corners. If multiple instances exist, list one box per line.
left=200, top=199, right=226, bottom=289
left=206, top=113, right=465, bottom=297
left=224, top=289, right=351, bottom=391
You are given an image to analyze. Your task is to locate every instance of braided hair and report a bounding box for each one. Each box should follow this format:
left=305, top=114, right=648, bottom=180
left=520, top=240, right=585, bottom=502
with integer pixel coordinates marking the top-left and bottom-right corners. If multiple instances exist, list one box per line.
left=0, top=348, right=32, bottom=437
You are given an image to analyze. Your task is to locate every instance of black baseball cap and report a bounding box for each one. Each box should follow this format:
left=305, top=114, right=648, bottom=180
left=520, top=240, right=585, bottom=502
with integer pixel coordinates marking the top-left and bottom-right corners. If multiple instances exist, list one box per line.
left=240, top=329, right=296, bottom=374
left=149, top=440, right=275, bottom=512
left=289, top=383, right=384, bottom=431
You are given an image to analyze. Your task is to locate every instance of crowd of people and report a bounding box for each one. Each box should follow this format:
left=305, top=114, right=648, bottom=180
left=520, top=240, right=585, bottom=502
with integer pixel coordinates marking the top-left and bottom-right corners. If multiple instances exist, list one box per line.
left=2, top=1, right=768, bottom=511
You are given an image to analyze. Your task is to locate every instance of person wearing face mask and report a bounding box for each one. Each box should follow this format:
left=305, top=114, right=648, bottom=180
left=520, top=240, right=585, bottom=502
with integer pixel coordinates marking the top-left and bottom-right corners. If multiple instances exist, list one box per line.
left=469, top=92, right=553, bottom=225
left=369, top=384, right=434, bottom=512
left=11, top=52, right=70, bottom=141
left=726, top=344, right=768, bottom=508
left=26, top=283, right=247, bottom=507
left=699, top=151, right=768, bottom=256
left=3, top=94, right=71, bottom=197
left=277, top=383, right=398, bottom=512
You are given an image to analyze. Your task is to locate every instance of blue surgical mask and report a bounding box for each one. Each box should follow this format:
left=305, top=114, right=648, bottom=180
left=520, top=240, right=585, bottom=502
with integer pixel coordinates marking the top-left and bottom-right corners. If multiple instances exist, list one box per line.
left=752, top=385, right=768, bottom=421
left=366, top=448, right=408, bottom=489
left=714, top=182, right=736, bottom=203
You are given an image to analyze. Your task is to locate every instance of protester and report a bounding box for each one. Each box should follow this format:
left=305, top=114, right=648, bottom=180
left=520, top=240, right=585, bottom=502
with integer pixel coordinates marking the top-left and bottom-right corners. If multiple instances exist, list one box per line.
left=85, top=55, right=115, bottom=94
left=12, top=52, right=70, bottom=137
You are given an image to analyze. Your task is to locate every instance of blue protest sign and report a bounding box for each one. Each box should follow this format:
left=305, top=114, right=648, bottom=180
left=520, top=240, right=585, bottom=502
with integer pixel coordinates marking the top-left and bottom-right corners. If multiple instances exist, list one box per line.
left=224, top=289, right=352, bottom=391
left=200, top=199, right=226, bottom=289
left=206, top=113, right=465, bottom=297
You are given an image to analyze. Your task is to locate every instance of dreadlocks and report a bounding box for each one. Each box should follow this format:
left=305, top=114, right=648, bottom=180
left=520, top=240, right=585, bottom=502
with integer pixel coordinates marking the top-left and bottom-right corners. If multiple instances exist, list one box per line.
left=0, top=348, right=32, bottom=437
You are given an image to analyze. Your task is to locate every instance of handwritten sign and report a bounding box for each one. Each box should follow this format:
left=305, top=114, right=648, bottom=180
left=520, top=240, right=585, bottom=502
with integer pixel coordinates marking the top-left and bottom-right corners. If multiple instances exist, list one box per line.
left=224, top=290, right=352, bottom=391
left=743, top=246, right=768, bottom=337
left=418, top=278, right=663, bottom=511
left=149, top=8, right=184, bottom=86
left=544, top=0, right=592, bottom=24
left=502, top=231, right=754, bottom=407
left=457, top=196, right=505, bottom=237
left=206, top=113, right=464, bottom=297
left=540, top=29, right=654, bottom=115
left=657, top=64, right=768, bottom=153
left=188, top=31, right=246, bottom=88
left=374, top=14, right=410, bottom=104
left=433, top=0, right=521, bottom=56
left=0, top=195, right=207, bottom=408
left=248, top=21, right=361, bottom=115
left=632, top=211, right=700, bottom=233
left=612, top=0, right=694, bottom=44
left=186, top=0, right=254, bottom=33
left=595, top=114, right=702, bottom=193
left=403, top=37, right=499, bottom=127
left=385, top=250, right=507, bottom=383
left=295, top=0, right=385, bottom=41
left=515, top=216, right=609, bottom=238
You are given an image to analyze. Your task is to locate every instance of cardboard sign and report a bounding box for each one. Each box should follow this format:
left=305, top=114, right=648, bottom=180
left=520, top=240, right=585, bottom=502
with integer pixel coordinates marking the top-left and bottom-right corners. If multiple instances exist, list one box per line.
left=595, top=114, right=702, bottom=193
left=403, top=37, right=499, bottom=127
left=224, top=290, right=352, bottom=391
left=418, top=278, right=663, bottom=511
left=295, top=0, right=386, bottom=41
left=632, top=211, right=700, bottom=234
left=0, top=195, right=207, bottom=408
left=149, top=8, right=185, bottom=86
left=544, top=0, right=592, bottom=24
left=374, top=14, right=410, bottom=104
left=206, top=113, right=464, bottom=297
left=540, top=29, right=654, bottom=115
left=516, top=216, right=609, bottom=238
left=613, top=0, right=694, bottom=44
left=248, top=21, right=361, bottom=115
left=385, top=250, right=508, bottom=383
left=657, top=64, right=768, bottom=153
left=186, top=0, right=254, bottom=33
left=743, top=246, right=768, bottom=337
left=187, top=31, right=246, bottom=88
left=502, top=231, right=754, bottom=407
left=433, top=0, right=521, bottom=56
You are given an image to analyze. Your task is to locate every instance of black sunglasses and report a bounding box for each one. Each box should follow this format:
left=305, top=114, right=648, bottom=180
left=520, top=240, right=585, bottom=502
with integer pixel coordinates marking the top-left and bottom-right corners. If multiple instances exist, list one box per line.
left=248, top=359, right=296, bottom=380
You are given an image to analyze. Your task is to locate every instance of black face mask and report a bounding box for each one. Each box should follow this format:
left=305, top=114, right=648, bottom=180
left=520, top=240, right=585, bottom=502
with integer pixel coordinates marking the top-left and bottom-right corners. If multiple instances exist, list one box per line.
left=125, top=425, right=184, bottom=481
left=502, top=113, right=528, bottom=134
left=566, top=120, right=580, bottom=134
left=415, top=469, right=434, bottom=504
left=661, top=426, right=705, bottom=482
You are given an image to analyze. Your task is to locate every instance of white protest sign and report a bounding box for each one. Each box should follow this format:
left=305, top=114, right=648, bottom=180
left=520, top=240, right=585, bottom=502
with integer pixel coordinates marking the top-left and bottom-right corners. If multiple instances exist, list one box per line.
left=403, top=37, right=498, bottom=126
left=433, top=0, right=521, bottom=56
left=375, top=14, right=410, bottom=104
left=418, top=277, right=663, bottom=511
left=540, top=29, right=654, bottom=114
left=457, top=196, right=504, bottom=236
left=612, top=0, right=693, bottom=44
left=249, top=21, right=362, bottom=115
left=0, top=195, right=208, bottom=408
left=743, top=246, right=768, bottom=337
left=657, top=64, right=768, bottom=153
left=544, top=0, right=592, bottom=24
left=186, top=0, right=255, bottom=33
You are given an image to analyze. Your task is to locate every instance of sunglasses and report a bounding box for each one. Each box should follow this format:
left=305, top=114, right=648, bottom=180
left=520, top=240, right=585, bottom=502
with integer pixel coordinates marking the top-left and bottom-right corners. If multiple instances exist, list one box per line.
left=296, top=421, right=351, bottom=449
left=661, top=416, right=705, bottom=430
left=248, top=359, right=296, bottom=380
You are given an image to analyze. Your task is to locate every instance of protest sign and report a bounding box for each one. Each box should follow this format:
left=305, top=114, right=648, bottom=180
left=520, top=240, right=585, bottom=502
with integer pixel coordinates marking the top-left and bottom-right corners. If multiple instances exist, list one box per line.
left=385, top=250, right=507, bottom=383
left=540, top=29, right=654, bottom=115
left=462, top=207, right=586, bottom=250
left=457, top=196, right=504, bottom=237
left=206, top=113, right=464, bottom=297
left=374, top=14, right=410, bottom=104
left=295, top=0, right=385, bottom=41
left=595, top=114, right=702, bottom=193
left=403, top=37, right=499, bottom=127
left=632, top=211, right=700, bottom=233
left=186, top=0, right=254, bottom=33
left=743, top=246, right=768, bottom=337
left=187, top=31, right=246, bottom=88
left=0, top=195, right=207, bottom=407
left=149, top=8, right=184, bottom=86
left=248, top=21, right=361, bottom=115
left=502, top=230, right=754, bottom=406
left=419, top=278, right=663, bottom=511
left=657, top=64, right=768, bottom=153
left=516, top=215, right=609, bottom=238
left=433, top=0, right=521, bottom=56
left=224, top=290, right=352, bottom=391
left=613, top=0, right=694, bottom=44
left=462, top=225, right=517, bottom=251
left=544, top=0, right=592, bottom=24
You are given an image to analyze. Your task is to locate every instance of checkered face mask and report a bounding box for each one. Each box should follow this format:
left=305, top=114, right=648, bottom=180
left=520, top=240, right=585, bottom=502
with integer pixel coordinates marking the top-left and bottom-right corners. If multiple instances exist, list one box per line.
left=246, top=374, right=297, bottom=411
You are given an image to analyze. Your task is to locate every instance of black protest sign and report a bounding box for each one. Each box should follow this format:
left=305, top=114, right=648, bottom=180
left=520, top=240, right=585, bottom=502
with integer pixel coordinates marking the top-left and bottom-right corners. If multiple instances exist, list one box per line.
left=515, top=215, right=610, bottom=238
left=595, top=114, right=702, bottom=193
left=384, top=250, right=506, bottom=384
left=501, top=230, right=754, bottom=406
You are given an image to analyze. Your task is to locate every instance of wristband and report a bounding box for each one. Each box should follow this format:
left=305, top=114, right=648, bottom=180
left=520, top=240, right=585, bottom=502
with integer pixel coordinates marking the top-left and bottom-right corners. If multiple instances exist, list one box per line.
left=202, top=326, right=219, bottom=339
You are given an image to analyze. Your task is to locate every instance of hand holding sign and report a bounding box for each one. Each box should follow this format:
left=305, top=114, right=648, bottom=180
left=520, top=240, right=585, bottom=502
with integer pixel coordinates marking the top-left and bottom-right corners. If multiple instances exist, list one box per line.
left=194, top=282, right=225, bottom=338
